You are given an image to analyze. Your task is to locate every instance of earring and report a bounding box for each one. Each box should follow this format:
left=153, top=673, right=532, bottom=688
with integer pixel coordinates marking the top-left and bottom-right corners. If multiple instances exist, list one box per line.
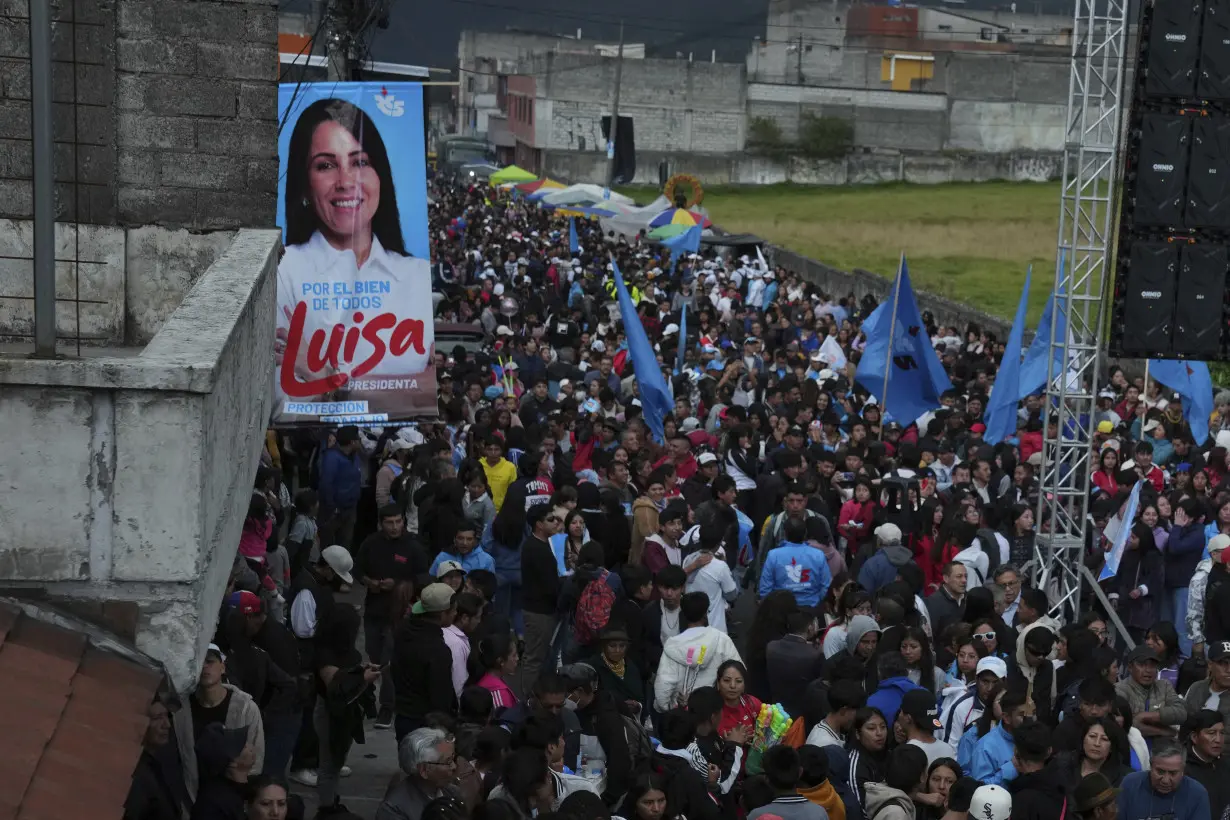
left=301, top=197, right=309, bottom=208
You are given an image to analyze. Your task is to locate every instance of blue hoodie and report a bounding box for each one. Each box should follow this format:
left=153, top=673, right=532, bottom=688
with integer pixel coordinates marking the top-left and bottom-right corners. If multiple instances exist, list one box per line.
left=970, top=723, right=1017, bottom=785
left=758, top=541, right=833, bottom=607
left=866, top=676, right=925, bottom=731
left=1116, top=770, right=1209, bottom=820
left=319, top=446, right=362, bottom=510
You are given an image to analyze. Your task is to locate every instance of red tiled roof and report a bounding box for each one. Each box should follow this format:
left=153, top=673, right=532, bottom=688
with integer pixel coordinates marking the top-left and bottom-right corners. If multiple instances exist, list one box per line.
left=0, top=601, right=163, bottom=820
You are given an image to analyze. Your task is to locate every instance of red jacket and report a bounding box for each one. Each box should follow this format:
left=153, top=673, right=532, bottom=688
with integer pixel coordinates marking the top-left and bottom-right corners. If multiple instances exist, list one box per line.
left=838, top=500, right=876, bottom=546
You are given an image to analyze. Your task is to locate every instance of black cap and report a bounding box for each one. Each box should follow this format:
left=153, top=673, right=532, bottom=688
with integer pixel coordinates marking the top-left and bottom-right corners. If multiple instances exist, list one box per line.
left=1211, top=640, right=1230, bottom=661
left=1125, top=645, right=1160, bottom=664
left=901, top=688, right=941, bottom=731
left=787, top=425, right=806, bottom=438
left=1073, top=772, right=1119, bottom=814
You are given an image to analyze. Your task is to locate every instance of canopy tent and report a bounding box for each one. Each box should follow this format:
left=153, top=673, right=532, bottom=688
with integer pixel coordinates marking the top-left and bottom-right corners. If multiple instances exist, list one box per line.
left=648, top=208, right=713, bottom=229
left=515, top=178, right=565, bottom=194
left=557, top=204, right=619, bottom=219
left=489, top=165, right=537, bottom=185
left=598, top=194, right=673, bottom=239
left=538, top=184, right=634, bottom=208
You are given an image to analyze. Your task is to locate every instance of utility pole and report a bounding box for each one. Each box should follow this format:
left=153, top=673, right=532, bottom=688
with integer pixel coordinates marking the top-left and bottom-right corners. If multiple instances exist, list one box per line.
left=322, top=0, right=348, bottom=81
left=604, top=20, right=624, bottom=200
left=30, top=0, right=55, bottom=357
left=796, top=34, right=804, bottom=85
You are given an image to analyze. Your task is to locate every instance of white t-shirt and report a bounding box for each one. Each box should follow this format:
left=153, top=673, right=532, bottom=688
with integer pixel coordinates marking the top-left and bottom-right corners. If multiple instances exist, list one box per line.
left=684, top=553, right=738, bottom=633
left=909, top=737, right=957, bottom=766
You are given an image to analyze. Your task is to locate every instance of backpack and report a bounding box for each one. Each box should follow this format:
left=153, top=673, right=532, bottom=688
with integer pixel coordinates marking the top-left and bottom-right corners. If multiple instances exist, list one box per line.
left=573, top=570, right=616, bottom=645
left=622, top=713, right=654, bottom=771
left=975, top=528, right=1002, bottom=575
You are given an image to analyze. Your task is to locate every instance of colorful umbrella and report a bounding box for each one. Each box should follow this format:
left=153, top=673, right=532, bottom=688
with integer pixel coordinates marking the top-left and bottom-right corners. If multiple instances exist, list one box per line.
left=648, top=208, right=713, bottom=229
left=647, top=223, right=692, bottom=240
left=489, top=165, right=537, bottom=185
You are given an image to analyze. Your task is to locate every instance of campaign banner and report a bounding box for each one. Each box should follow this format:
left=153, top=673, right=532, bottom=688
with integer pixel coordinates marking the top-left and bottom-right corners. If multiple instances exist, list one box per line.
left=273, top=82, right=437, bottom=426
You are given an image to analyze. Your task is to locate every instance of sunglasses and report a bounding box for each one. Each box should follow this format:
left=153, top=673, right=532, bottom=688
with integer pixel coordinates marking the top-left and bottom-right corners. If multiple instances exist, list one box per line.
left=973, top=632, right=996, bottom=641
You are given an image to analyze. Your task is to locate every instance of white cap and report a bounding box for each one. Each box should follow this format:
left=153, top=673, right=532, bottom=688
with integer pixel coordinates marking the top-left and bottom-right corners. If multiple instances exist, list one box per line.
left=493, top=283, right=505, bottom=296
left=970, top=785, right=1012, bottom=820
left=1210, top=534, right=1230, bottom=554
left=874, top=523, right=902, bottom=545
left=321, top=545, right=354, bottom=584
left=810, top=350, right=823, bottom=361
left=591, top=340, right=606, bottom=353
left=976, top=656, right=1008, bottom=678
left=496, top=325, right=514, bottom=337
left=818, top=369, right=835, bottom=381
left=663, top=323, right=680, bottom=337
left=698, top=452, right=718, bottom=465
left=680, top=418, right=701, bottom=432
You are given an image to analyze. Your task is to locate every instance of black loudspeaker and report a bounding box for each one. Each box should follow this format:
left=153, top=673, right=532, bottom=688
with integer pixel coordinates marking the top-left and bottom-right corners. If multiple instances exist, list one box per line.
left=1121, top=242, right=1179, bottom=354
left=1199, top=0, right=1230, bottom=100
left=1134, top=114, right=1192, bottom=227
left=600, top=115, right=637, bottom=185
left=1146, top=0, right=1203, bottom=98
left=1174, top=244, right=1228, bottom=355
left=1187, top=117, right=1230, bottom=228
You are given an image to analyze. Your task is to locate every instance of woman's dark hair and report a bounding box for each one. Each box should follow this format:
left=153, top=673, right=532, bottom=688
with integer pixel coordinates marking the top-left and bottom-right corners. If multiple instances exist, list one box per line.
left=963, top=586, right=997, bottom=624
left=885, top=744, right=928, bottom=793
left=625, top=772, right=671, bottom=820
left=499, top=749, right=550, bottom=809
left=284, top=98, right=405, bottom=254
left=1081, top=716, right=1127, bottom=765
left=459, top=685, right=494, bottom=722
left=1146, top=622, right=1181, bottom=665
left=247, top=492, right=268, bottom=523
left=840, top=586, right=871, bottom=621
left=850, top=706, right=888, bottom=756
left=473, top=724, right=511, bottom=768
left=245, top=775, right=288, bottom=803
left=715, top=659, right=748, bottom=692
left=927, top=757, right=962, bottom=784
left=747, top=590, right=799, bottom=670
left=973, top=683, right=1007, bottom=739
left=468, top=632, right=516, bottom=684
left=901, top=625, right=938, bottom=694
left=558, top=790, right=610, bottom=820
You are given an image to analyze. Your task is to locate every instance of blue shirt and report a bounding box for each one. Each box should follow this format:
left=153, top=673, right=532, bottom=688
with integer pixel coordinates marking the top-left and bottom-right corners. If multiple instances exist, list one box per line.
left=758, top=541, right=833, bottom=607
left=319, top=446, right=362, bottom=510
left=866, top=676, right=926, bottom=731
left=1117, top=769, right=1209, bottom=820
left=970, top=723, right=1017, bottom=785
left=429, top=547, right=496, bottom=576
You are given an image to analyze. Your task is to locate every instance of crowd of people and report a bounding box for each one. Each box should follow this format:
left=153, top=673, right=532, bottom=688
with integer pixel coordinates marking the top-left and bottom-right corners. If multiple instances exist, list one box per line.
left=122, top=174, right=1230, bottom=820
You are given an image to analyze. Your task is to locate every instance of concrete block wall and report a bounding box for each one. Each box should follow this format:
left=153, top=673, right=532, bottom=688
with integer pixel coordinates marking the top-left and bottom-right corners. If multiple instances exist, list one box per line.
left=0, top=229, right=278, bottom=691
left=0, top=0, right=277, bottom=230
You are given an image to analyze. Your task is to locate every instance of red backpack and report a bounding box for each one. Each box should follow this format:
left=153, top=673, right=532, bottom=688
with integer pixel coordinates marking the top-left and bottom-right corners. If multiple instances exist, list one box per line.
left=573, top=571, right=616, bottom=645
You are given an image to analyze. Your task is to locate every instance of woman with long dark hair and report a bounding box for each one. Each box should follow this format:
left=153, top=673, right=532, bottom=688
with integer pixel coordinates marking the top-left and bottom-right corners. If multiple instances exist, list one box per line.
left=744, top=590, right=799, bottom=698
left=276, top=98, right=433, bottom=414
left=847, top=706, right=890, bottom=811
left=1053, top=717, right=1132, bottom=787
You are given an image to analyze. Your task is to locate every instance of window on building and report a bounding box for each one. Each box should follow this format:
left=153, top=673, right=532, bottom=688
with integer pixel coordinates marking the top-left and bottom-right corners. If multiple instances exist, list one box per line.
left=467, top=77, right=475, bottom=92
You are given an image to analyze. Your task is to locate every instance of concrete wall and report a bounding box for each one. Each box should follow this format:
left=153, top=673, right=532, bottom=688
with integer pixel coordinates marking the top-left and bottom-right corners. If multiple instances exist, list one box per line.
left=0, top=229, right=278, bottom=691
left=543, top=148, right=1062, bottom=187
left=529, top=54, right=747, bottom=154
left=0, top=218, right=236, bottom=345
left=0, top=0, right=278, bottom=229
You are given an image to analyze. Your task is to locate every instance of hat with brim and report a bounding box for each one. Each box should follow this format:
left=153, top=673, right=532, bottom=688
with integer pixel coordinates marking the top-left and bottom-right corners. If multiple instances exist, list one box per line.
left=412, top=582, right=455, bottom=615
left=598, top=625, right=630, bottom=643
left=1073, top=772, right=1119, bottom=814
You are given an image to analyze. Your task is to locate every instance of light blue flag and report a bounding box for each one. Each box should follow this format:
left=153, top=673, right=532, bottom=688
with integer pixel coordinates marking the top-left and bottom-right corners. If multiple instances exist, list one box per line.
left=611, top=257, right=672, bottom=443
left=854, top=256, right=951, bottom=425
left=1148, top=359, right=1214, bottom=446
left=1099, top=480, right=1143, bottom=582
left=569, top=217, right=579, bottom=255
left=984, top=267, right=1032, bottom=446
left=1017, top=284, right=1070, bottom=400
left=662, top=225, right=703, bottom=274
left=676, top=304, right=688, bottom=376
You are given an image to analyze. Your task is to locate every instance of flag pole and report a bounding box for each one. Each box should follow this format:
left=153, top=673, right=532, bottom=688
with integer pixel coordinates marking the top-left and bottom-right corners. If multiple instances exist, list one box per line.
left=879, top=253, right=905, bottom=439
left=1139, top=359, right=1150, bottom=441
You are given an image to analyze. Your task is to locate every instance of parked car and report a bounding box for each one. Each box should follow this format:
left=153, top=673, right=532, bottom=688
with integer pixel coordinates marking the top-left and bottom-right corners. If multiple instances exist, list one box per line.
left=434, top=322, right=486, bottom=357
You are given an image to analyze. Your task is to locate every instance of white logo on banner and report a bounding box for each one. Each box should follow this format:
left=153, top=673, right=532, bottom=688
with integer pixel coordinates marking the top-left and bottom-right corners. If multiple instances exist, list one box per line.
left=375, top=92, right=405, bottom=117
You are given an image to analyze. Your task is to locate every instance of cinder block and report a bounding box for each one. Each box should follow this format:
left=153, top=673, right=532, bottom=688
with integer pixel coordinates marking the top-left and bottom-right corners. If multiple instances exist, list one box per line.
left=146, top=77, right=237, bottom=117
left=196, top=41, right=273, bottom=81
left=194, top=189, right=275, bottom=230
left=116, top=37, right=196, bottom=75
left=0, top=17, right=29, bottom=60
left=0, top=99, right=31, bottom=140
left=194, top=118, right=276, bottom=158
left=116, top=112, right=195, bottom=150
left=117, top=185, right=195, bottom=224
left=160, top=153, right=246, bottom=191
left=238, top=82, right=275, bottom=120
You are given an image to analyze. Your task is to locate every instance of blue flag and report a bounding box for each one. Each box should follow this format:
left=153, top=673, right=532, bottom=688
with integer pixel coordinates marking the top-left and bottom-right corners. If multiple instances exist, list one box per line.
left=611, top=258, right=672, bottom=443
left=676, top=304, right=688, bottom=375
left=1100, top=480, right=1143, bottom=582
left=1149, top=359, right=1214, bottom=446
left=569, top=217, right=579, bottom=255
left=854, top=257, right=951, bottom=425
left=984, top=267, right=1031, bottom=446
left=661, top=225, right=702, bottom=274
left=1018, top=252, right=1070, bottom=400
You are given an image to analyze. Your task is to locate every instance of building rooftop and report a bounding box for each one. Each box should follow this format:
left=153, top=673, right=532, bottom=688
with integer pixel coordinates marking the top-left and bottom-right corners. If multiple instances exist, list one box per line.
left=0, top=599, right=165, bottom=820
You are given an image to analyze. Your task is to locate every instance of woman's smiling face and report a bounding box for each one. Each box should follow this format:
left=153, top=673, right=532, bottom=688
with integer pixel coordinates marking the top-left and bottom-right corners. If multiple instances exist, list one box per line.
left=308, top=120, right=380, bottom=243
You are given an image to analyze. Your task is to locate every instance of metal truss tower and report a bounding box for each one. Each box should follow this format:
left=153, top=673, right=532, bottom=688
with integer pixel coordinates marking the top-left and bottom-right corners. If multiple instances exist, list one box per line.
left=1033, top=0, right=1130, bottom=617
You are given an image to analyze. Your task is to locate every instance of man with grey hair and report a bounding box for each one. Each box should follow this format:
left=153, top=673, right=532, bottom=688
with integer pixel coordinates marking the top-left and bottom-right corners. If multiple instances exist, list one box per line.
left=992, top=565, right=1022, bottom=625
left=1115, top=740, right=1210, bottom=820
left=375, top=727, right=461, bottom=820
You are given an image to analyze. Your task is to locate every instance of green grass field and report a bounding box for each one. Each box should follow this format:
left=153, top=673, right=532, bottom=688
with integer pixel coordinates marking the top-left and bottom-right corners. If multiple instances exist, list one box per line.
left=622, top=182, right=1063, bottom=323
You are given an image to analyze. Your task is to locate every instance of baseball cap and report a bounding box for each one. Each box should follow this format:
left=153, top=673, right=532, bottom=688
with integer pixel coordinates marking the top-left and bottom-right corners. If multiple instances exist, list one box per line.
left=976, top=657, right=1008, bottom=679
left=874, top=523, right=902, bottom=545
left=321, top=544, right=354, bottom=584
left=436, top=560, right=466, bottom=579
left=1210, top=640, right=1230, bottom=661
left=970, top=422, right=987, bottom=434
left=901, top=689, right=941, bottom=731
left=205, top=642, right=226, bottom=663
left=228, top=590, right=262, bottom=616
left=1210, top=534, right=1230, bottom=555
left=970, top=784, right=1012, bottom=820
left=1096, top=420, right=1114, bottom=434
left=1125, top=645, right=1160, bottom=664
left=787, top=425, right=806, bottom=438
left=697, top=452, right=718, bottom=466
left=1143, top=419, right=1162, bottom=434
left=412, top=583, right=456, bottom=615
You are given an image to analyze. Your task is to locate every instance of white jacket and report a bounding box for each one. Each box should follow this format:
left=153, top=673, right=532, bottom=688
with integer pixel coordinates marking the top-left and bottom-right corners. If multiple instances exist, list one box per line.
left=682, top=550, right=738, bottom=634
left=954, top=543, right=990, bottom=587
left=653, top=625, right=742, bottom=712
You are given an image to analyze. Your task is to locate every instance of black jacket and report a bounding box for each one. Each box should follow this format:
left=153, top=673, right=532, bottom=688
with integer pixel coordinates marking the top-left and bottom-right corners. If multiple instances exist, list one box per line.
left=642, top=601, right=674, bottom=675
left=1184, top=749, right=1230, bottom=820
left=765, top=634, right=826, bottom=720
left=189, top=777, right=246, bottom=820
left=124, top=750, right=187, bottom=820
left=609, top=594, right=648, bottom=674
left=392, top=615, right=458, bottom=721
left=521, top=534, right=561, bottom=615
left=577, top=690, right=634, bottom=806
left=1008, top=762, right=1068, bottom=820
left=354, top=531, right=429, bottom=620
left=651, top=749, right=723, bottom=820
